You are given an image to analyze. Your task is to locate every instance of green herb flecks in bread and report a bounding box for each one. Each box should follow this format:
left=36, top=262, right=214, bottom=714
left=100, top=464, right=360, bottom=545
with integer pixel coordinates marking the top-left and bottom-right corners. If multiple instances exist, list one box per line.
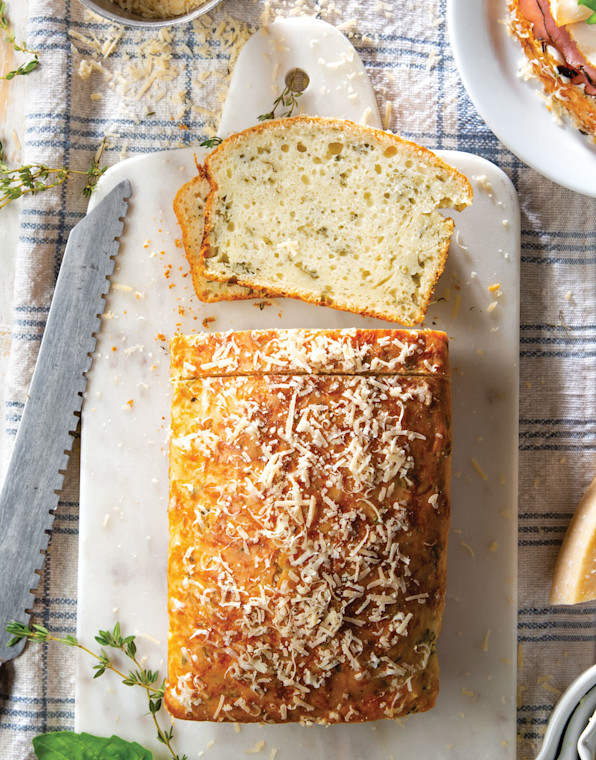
left=199, top=116, right=472, bottom=326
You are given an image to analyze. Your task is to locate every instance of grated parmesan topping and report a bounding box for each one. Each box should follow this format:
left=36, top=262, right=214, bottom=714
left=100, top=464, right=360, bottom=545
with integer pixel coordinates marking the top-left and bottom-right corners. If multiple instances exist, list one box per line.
left=173, top=329, right=447, bottom=380
left=168, top=331, right=450, bottom=724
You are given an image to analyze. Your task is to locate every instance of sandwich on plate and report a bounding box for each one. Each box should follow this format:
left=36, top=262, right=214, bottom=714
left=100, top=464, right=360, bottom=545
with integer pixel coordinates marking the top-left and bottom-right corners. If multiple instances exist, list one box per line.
left=509, top=0, right=596, bottom=138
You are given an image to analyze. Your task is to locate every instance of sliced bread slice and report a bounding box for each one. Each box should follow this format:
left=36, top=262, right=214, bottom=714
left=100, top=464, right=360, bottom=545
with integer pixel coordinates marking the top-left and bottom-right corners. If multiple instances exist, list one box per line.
left=173, top=170, right=262, bottom=302
left=200, top=116, right=473, bottom=325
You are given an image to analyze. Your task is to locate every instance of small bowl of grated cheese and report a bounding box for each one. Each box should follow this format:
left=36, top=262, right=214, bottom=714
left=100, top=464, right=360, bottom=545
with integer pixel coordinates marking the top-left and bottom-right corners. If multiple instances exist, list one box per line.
left=78, top=0, right=224, bottom=27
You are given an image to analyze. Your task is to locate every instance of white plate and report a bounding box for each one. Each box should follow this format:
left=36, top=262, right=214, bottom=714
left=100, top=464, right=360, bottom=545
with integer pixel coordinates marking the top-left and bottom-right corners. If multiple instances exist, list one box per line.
left=77, top=17, right=520, bottom=760
left=447, top=0, right=596, bottom=197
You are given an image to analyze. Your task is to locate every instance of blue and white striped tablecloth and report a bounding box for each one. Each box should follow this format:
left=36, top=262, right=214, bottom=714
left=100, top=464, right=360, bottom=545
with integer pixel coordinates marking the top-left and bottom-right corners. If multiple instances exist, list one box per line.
left=1, top=1, right=595, bottom=758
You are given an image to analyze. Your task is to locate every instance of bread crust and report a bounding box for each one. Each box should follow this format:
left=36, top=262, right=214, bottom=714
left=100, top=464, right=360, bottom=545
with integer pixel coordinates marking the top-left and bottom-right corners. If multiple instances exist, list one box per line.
left=196, top=116, right=471, bottom=325
left=166, top=328, right=451, bottom=724
left=173, top=171, right=270, bottom=302
left=203, top=116, right=473, bottom=212
left=508, top=0, right=596, bottom=138
left=199, top=226, right=453, bottom=327
left=170, top=328, right=451, bottom=379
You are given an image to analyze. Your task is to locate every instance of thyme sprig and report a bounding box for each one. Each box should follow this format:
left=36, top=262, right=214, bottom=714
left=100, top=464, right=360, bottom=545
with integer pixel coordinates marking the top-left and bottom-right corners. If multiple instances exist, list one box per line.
left=258, top=70, right=304, bottom=121
left=6, top=620, right=187, bottom=760
left=0, top=137, right=107, bottom=209
left=0, top=1, right=40, bottom=80
left=198, top=136, right=223, bottom=148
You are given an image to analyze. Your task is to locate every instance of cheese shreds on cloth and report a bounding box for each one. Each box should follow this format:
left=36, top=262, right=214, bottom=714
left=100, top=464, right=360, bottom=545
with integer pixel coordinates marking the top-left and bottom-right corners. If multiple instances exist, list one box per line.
left=166, top=329, right=451, bottom=723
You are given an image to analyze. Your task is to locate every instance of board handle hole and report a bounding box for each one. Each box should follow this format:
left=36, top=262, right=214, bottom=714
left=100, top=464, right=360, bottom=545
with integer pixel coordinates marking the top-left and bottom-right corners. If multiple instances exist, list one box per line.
left=285, top=68, right=309, bottom=93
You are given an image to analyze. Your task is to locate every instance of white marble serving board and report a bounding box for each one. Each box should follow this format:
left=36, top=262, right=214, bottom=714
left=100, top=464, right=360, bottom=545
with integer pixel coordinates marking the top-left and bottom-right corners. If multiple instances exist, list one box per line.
left=78, top=17, right=520, bottom=760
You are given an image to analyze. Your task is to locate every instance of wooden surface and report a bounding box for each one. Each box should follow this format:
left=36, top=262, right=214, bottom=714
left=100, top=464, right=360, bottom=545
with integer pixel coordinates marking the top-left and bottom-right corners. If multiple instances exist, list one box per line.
left=0, top=0, right=28, bottom=471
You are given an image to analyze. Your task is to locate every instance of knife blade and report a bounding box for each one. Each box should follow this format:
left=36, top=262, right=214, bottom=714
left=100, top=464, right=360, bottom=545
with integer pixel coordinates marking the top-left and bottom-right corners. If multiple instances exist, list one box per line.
left=0, top=179, right=132, bottom=663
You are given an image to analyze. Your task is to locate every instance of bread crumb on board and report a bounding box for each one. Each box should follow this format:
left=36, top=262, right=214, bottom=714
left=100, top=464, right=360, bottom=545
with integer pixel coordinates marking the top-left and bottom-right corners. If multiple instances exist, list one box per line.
left=473, top=174, right=494, bottom=199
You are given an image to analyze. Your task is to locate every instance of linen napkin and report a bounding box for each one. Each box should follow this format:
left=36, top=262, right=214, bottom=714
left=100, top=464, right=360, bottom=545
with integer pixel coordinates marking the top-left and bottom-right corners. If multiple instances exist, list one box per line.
left=1, top=1, right=595, bottom=759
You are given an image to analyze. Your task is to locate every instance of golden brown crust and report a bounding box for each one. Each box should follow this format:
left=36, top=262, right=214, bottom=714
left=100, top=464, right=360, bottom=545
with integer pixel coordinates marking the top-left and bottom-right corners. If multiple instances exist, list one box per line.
left=202, top=116, right=473, bottom=213
left=197, top=116, right=471, bottom=325
left=198, top=225, right=453, bottom=327
left=173, top=173, right=270, bottom=303
left=170, top=328, right=450, bottom=379
left=508, top=0, right=596, bottom=138
left=166, top=328, right=451, bottom=724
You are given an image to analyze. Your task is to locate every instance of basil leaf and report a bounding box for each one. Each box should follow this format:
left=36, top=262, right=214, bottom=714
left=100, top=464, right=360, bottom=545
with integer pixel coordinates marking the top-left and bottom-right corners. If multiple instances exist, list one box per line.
left=578, top=0, right=596, bottom=24
left=32, top=732, right=153, bottom=760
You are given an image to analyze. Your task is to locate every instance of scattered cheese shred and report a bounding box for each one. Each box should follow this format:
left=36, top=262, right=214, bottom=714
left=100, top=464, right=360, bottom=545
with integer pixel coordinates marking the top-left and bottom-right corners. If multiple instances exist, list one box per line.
left=213, top=694, right=225, bottom=719
left=382, top=100, right=392, bottom=129
left=359, top=106, right=373, bottom=125
left=70, top=12, right=253, bottom=127
left=538, top=675, right=562, bottom=696
left=481, top=630, right=490, bottom=652
left=471, top=457, right=488, bottom=480
left=460, top=541, right=475, bottom=557
left=245, top=741, right=266, bottom=754
left=167, top=330, right=449, bottom=722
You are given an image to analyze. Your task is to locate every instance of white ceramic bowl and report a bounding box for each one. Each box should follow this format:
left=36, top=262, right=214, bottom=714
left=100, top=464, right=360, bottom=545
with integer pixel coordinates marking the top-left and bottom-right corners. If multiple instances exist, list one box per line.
left=78, top=0, right=224, bottom=27
left=536, top=664, right=596, bottom=760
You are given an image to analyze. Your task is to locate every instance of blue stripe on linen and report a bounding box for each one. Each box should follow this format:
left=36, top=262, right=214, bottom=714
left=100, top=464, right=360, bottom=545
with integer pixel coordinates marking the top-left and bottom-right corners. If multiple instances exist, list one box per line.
left=2, top=2, right=594, bottom=757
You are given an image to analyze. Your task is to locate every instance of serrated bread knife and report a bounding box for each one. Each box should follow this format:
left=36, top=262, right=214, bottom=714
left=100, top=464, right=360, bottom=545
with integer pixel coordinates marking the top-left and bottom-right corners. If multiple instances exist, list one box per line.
left=0, top=180, right=132, bottom=663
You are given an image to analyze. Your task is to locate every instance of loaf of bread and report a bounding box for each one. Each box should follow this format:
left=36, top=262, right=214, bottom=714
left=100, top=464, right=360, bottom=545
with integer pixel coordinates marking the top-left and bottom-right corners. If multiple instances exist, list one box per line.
left=508, top=0, right=596, bottom=139
left=165, top=328, right=452, bottom=724
left=173, top=169, right=260, bottom=301
left=198, top=116, right=472, bottom=326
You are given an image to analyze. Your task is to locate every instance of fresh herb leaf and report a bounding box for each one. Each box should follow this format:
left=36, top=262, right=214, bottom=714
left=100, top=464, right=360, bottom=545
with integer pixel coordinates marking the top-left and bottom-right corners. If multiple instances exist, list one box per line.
left=579, top=0, right=596, bottom=23
left=0, top=137, right=107, bottom=209
left=7, top=620, right=185, bottom=759
left=198, top=136, right=223, bottom=148
left=258, top=70, right=304, bottom=121
left=6, top=621, right=50, bottom=644
left=83, top=137, right=108, bottom=198
left=32, top=732, right=153, bottom=760
left=0, top=1, right=40, bottom=80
